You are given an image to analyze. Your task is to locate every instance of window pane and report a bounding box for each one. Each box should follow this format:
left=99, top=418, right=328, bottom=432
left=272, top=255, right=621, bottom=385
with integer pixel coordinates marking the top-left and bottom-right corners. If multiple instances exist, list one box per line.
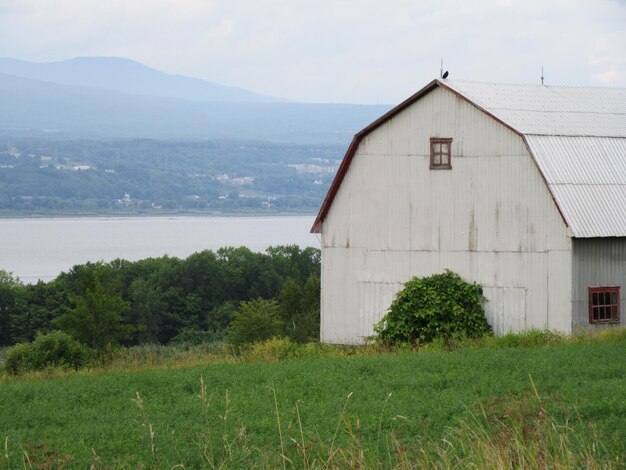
left=610, top=292, right=617, bottom=305
left=593, top=292, right=598, bottom=305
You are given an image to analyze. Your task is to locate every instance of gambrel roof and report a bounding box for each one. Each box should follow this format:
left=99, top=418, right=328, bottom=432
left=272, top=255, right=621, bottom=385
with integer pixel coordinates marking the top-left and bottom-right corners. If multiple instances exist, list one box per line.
left=312, top=79, right=626, bottom=237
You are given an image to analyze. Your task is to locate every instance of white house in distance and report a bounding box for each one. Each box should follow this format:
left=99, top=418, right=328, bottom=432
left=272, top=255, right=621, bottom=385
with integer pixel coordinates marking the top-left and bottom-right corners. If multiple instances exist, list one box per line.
left=311, top=79, right=626, bottom=344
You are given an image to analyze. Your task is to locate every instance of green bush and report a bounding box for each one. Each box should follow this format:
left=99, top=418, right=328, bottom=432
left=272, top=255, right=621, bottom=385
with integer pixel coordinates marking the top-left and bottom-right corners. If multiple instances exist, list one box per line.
left=374, top=270, right=492, bottom=345
left=3, top=331, right=94, bottom=375
left=3, top=342, right=32, bottom=375
left=227, top=299, right=285, bottom=350
left=245, top=337, right=300, bottom=361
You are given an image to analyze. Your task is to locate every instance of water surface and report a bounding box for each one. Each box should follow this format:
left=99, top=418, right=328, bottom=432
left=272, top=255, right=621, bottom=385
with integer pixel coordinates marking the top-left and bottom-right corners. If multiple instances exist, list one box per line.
left=0, top=216, right=318, bottom=283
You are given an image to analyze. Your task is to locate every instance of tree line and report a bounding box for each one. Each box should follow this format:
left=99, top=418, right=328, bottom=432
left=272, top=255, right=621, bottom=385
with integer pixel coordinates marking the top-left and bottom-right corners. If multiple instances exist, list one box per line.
left=0, top=138, right=340, bottom=214
left=0, top=245, right=320, bottom=351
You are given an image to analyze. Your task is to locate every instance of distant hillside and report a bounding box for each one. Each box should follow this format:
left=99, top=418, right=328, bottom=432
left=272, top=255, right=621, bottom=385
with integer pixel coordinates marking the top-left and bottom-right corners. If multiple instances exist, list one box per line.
left=0, top=72, right=390, bottom=143
left=0, top=56, right=284, bottom=103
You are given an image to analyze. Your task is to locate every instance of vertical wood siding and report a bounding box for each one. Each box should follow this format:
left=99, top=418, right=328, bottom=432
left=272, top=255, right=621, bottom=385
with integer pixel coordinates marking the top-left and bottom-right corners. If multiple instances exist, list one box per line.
left=321, top=87, right=572, bottom=344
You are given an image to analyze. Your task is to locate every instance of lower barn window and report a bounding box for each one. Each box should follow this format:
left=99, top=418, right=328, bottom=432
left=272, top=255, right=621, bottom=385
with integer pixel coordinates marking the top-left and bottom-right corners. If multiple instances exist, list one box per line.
left=589, top=286, right=620, bottom=323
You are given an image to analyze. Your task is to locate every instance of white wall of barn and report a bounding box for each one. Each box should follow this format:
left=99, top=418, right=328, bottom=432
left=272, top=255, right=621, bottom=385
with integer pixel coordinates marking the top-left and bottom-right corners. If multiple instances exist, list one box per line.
left=320, top=86, right=573, bottom=344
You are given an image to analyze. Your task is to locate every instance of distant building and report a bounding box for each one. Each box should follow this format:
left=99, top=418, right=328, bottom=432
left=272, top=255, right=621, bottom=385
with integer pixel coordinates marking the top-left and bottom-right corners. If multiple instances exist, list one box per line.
left=119, top=192, right=132, bottom=207
left=288, top=163, right=338, bottom=174
left=312, top=79, right=626, bottom=344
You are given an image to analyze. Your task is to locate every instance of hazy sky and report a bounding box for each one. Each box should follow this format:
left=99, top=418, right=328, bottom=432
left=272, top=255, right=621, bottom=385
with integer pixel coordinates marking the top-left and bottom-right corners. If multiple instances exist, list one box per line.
left=0, top=0, right=625, bottom=103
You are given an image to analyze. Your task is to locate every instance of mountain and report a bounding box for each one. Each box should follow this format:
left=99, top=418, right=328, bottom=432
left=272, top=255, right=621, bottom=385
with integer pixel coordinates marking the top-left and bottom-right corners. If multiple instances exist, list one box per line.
left=0, top=56, right=285, bottom=103
left=0, top=72, right=390, bottom=143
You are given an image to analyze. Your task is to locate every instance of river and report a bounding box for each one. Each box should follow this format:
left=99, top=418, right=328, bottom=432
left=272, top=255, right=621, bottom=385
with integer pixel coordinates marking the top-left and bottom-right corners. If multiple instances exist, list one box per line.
left=0, top=215, right=318, bottom=283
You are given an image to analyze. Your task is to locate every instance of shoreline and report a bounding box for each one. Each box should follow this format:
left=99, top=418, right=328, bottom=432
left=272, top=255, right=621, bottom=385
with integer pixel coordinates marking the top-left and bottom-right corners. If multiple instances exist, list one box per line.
left=0, top=209, right=317, bottom=220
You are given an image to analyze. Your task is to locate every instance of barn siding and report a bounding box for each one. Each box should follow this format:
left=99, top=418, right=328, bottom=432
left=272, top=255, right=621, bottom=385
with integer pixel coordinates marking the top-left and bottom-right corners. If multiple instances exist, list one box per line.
left=321, top=86, right=572, bottom=344
left=571, top=238, right=626, bottom=330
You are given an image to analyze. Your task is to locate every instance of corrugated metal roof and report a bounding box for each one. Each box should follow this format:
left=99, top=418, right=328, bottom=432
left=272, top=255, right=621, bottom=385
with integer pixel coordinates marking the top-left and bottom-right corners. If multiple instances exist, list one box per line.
left=443, top=81, right=626, bottom=237
left=526, top=136, right=626, bottom=237
left=313, top=79, right=626, bottom=238
left=443, top=80, right=626, bottom=137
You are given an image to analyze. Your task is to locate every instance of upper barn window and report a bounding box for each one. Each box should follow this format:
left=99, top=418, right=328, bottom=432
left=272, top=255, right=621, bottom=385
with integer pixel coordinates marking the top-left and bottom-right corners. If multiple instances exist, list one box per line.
left=430, top=138, right=452, bottom=169
left=589, top=286, right=620, bottom=324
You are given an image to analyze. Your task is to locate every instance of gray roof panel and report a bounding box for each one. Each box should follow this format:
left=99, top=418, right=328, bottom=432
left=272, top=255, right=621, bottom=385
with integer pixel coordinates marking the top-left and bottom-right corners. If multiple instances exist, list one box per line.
left=525, top=135, right=626, bottom=237
left=442, top=80, right=626, bottom=238
left=445, top=80, right=626, bottom=137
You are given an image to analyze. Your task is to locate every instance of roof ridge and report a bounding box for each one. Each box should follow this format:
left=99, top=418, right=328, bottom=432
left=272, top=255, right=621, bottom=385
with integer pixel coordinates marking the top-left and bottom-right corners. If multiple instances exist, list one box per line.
left=487, top=108, right=626, bottom=115
left=447, top=78, right=626, bottom=91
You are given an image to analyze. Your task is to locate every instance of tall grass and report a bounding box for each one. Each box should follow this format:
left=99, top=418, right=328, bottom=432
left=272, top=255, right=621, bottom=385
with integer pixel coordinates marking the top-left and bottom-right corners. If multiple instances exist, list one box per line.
left=7, top=377, right=615, bottom=469
left=2, top=334, right=625, bottom=468
left=2, top=327, right=626, bottom=381
left=309, top=399, right=615, bottom=469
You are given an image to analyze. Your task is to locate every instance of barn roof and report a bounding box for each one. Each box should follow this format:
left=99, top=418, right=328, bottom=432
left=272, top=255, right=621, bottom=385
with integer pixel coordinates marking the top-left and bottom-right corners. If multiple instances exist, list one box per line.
left=312, top=79, right=626, bottom=237
left=445, top=80, right=626, bottom=137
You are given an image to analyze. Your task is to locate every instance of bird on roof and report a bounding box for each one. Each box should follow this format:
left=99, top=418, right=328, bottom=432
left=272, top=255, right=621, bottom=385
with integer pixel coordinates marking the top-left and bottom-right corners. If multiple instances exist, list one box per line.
left=442, top=71, right=449, bottom=79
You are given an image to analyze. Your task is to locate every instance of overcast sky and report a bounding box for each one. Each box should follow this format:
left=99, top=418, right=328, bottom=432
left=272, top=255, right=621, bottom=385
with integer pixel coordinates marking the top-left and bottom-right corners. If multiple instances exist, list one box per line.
left=0, top=0, right=625, bottom=103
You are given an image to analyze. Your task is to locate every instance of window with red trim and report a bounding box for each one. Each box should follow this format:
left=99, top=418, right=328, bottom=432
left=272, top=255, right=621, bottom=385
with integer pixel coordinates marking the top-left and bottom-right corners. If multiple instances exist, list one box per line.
left=430, top=138, right=452, bottom=169
left=589, top=286, right=620, bottom=323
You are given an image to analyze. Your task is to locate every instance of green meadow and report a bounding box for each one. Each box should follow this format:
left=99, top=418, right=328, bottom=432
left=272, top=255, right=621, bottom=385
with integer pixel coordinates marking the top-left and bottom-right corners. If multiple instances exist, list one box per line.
left=1, top=335, right=625, bottom=468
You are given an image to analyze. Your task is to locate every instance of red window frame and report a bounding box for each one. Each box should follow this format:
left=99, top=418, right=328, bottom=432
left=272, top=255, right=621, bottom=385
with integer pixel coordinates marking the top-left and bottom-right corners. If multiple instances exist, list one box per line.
left=430, top=138, right=452, bottom=170
left=588, top=286, right=620, bottom=324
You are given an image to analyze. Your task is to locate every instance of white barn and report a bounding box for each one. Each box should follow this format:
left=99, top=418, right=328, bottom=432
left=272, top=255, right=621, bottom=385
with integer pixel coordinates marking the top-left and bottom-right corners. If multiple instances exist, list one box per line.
left=312, top=79, right=626, bottom=344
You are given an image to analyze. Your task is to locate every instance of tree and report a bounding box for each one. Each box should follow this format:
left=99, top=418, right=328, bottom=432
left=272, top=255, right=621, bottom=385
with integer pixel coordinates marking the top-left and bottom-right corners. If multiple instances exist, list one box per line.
left=128, top=278, right=167, bottom=344
left=206, top=301, right=237, bottom=333
left=278, top=278, right=302, bottom=323
left=297, top=273, right=321, bottom=342
left=278, top=276, right=320, bottom=343
left=227, top=299, right=284, bottom=349
left=54, top=273, right=130, bottom=352
left=301, top=273, right=320, bottom=313
left=9, top=281, right=53, bottom=344
left=0, top=270, right=22, bottom=346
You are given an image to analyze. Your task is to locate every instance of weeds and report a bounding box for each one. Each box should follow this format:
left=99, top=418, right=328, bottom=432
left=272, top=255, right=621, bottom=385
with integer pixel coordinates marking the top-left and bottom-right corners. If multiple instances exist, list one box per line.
left=258, top=377, right=618, bottom=469
left=177, top=377, right=621, bottom=468
left=3, top=327, right=625, bottom=381
left=194, top=388, right=253, bottom=469
left=197, top=375, right=211, bottom=414
left=272, top=381, right=287, bottom=470
left=1, top=331, right=624, bottom=467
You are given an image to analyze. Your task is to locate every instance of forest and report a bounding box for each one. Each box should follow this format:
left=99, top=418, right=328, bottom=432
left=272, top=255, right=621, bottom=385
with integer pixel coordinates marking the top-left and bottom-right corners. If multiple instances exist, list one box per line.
left=0, top=138, right=343, bottom=214
left=0, top=245, right=320, bottom=350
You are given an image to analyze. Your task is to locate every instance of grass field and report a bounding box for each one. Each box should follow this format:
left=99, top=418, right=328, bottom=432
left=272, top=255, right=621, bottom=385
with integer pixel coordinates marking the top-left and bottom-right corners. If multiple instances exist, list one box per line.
left=1, top=335, right=625, bottom=468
